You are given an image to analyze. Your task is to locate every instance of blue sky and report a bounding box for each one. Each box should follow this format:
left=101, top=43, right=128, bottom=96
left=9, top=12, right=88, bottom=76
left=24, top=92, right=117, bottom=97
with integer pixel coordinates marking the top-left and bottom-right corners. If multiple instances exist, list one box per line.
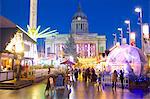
left=1, top=0, right=149, bottom=50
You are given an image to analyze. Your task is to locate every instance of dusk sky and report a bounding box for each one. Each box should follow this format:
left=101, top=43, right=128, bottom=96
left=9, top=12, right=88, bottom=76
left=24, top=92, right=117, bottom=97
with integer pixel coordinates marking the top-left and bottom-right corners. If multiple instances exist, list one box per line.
left=1, top=0, right=150, bottom=49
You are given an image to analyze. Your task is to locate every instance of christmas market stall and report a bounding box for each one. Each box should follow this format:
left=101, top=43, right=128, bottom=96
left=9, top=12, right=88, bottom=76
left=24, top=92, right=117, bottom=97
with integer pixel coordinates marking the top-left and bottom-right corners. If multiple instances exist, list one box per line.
left=0, top=16, right=36, bottom=83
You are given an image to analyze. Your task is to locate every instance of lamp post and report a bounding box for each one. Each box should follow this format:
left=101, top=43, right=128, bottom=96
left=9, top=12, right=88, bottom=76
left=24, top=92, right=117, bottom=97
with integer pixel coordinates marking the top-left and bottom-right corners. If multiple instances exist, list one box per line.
left=142, top=23, right=150, bottom=54
left=130, top=32, right=136, bottom=46
left=124, top=20, right=131, bottom=45
left=142, top=23, right=149, bottom=40
left=135, top=7, right=144, bottom=51
left=112, top=33, right=117, bottom=46
left=118, top=28, right=123, bottom=45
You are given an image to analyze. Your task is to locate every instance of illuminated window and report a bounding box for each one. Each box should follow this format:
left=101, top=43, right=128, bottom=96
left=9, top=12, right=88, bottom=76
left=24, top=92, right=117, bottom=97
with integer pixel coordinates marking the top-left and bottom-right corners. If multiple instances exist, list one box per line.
left=100, top=47, right=104, bottom=53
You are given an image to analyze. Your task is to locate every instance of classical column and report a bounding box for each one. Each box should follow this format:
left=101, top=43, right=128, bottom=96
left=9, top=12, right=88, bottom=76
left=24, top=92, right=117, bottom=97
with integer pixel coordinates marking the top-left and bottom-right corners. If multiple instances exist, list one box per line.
left=76, top=44, right=79, bottom=54
left=88, top=43, right=90, bottom=57
left=45, top=42, right=47, bottom=58
left=95, top=42, right=98, bottom=56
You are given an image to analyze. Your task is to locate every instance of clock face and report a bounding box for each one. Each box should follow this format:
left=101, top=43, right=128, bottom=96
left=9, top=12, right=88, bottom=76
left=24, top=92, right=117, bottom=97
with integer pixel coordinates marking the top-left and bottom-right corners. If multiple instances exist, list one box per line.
left=77, top=17, right=81, bottom=20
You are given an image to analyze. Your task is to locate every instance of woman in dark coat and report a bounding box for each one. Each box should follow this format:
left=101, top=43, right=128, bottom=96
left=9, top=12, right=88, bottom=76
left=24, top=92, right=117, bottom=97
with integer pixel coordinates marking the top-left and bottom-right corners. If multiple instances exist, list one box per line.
left=45, top=77, right=51, bottom=95
left=112, top=70, right=118, bottom=90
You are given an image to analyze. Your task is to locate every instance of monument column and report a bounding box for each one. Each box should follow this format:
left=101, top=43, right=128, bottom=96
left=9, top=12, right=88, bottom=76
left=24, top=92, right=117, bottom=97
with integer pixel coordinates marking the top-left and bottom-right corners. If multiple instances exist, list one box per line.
left=30, top=0, right=37, bottom=29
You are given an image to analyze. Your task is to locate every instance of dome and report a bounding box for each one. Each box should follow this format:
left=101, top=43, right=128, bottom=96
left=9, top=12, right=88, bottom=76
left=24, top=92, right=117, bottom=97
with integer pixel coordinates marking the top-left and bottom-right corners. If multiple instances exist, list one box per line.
left=73, top=11, right=87, bottom=20
left=72, top=4, right=87, bottom=20
left=106, top=44, right=147, bottom=76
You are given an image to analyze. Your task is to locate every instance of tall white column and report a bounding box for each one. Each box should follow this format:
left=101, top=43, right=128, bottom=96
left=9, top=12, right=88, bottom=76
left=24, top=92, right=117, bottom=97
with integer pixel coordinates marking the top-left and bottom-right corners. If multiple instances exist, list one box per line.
left=30, top=0, right=37, bottom=29
left=76, top=44, right=79, bottom=54
left=45, top=42, right=47, bottom=58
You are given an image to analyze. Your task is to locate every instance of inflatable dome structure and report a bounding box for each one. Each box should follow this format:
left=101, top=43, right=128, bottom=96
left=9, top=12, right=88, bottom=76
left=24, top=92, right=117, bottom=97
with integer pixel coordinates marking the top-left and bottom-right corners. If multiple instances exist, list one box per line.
left=106, top=44, right=147, bottom=76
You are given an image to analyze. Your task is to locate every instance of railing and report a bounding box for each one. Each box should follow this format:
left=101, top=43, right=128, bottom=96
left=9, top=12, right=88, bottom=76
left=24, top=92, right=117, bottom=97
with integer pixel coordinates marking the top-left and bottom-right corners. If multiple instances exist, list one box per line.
left=32, top=69, right=49, bottom=78
left=0, top=70, right=14, bottom=82
left=102, top=74, right=129, bottom=88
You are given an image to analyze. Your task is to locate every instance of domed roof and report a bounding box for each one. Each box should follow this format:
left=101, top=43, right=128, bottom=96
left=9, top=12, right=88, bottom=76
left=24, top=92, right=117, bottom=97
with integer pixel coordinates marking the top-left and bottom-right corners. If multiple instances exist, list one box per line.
left=72, top=4, right=87, bottom=20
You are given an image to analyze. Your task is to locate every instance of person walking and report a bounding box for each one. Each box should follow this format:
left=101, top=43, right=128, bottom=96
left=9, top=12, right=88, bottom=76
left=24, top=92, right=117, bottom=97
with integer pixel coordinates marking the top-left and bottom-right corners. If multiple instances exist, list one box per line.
left=74, top=69, right=78, bottom=82
left=91, top=68, right=97, bottom=82
left=85, top=68, right=88, bottom=82
left=112, top=70, right=118, bottom=90
left=120, top=70, right=124, bottom=89
left=45, top=76, right=55, bottom=96
left=48, top=67, right=51, bottom=74
left=97, top=70, right=102, bottom=91
left=45, top=77, right=51, bottom=96
left=87, top=68, right=91, bottom=82
left=82, top=69, right=85, bottom=81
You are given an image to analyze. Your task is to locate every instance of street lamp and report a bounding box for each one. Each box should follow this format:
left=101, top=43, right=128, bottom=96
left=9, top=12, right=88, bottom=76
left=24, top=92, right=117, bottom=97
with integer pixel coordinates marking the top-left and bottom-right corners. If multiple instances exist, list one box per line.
left=124, top=20, right=131, bottom=45
left=118, top=28, right=123, bottom=45
left=135, top=7, right=142, bottom=13
left=112, top=33, right=117, bottom=46
left=135, top=7, right=144, bottom=51
left=130, top=32, right=136, bottom=46
left=142, top=23, right=149, bottom=39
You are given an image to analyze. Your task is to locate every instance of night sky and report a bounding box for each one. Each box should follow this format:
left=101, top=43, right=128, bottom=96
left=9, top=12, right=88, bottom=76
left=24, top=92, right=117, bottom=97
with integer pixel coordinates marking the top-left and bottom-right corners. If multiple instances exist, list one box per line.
left=0, top=0, right=149, bottom=50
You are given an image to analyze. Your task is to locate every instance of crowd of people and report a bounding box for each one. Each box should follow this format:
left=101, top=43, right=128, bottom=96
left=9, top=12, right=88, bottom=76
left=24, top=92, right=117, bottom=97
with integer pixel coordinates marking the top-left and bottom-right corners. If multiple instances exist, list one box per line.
left=45, top=67, right=125, bottom=97
left=69, top=68, right=125, bottom=90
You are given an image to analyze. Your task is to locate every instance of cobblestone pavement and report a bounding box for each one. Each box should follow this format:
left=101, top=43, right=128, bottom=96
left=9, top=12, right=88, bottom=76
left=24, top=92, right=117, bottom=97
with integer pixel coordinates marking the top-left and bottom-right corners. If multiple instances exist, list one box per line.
left=0, top=81, right=150, bottom=99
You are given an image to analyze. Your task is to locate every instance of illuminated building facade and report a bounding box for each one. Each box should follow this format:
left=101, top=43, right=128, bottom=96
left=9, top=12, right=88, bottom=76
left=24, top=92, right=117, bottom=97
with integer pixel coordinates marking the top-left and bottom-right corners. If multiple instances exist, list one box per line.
left=45, top=5, right=106, bottom=60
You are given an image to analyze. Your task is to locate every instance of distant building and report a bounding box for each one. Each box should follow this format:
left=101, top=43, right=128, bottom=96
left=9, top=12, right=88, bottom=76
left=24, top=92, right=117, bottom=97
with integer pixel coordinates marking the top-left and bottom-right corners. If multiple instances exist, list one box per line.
left=45, top=4, right=106, bottom=60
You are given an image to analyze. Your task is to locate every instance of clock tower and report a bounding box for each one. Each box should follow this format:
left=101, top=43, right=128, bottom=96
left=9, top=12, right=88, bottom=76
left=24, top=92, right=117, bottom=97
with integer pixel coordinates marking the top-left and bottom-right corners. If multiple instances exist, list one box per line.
left=71, top=3, right=89, bottom=34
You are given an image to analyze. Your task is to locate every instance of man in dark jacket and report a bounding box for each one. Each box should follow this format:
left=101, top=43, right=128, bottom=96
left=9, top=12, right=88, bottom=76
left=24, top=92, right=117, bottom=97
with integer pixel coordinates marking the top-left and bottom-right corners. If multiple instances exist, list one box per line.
left=120, top=70, right=124, bottom=89
left=74, top=69, right=78, bottom=82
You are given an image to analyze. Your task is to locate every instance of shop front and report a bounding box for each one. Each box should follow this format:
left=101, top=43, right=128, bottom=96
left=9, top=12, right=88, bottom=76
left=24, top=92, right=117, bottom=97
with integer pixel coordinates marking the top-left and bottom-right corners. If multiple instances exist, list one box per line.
left=0, top=52, right=14, bottom=81
left=0, top=16, right=36, bottom=82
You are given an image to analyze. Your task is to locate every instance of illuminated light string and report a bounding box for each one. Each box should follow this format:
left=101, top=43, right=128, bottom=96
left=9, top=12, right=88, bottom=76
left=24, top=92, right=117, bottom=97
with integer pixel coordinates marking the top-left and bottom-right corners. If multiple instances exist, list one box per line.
left=5, top=25, right=59, bottom=65
left=27, top=25, right=59, bottom=41
left=5, top=32, right=24, bottom=53
left=17, top=25, right=59, bottom=42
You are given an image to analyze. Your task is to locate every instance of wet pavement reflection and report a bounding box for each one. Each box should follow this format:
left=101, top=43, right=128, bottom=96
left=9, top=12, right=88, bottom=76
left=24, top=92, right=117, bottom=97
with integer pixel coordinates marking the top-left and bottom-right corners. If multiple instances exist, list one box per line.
left=0, top=81, right=150, bottom=99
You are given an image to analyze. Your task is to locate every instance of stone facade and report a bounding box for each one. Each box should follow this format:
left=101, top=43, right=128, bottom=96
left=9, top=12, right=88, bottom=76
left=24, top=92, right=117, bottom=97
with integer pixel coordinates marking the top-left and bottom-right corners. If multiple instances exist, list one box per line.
left=45, top=4, right=106, bottom=59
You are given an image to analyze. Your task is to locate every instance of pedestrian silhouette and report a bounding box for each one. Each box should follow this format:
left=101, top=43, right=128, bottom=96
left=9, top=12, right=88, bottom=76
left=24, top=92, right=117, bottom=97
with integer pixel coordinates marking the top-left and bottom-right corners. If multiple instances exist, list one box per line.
left=120, top=70, right=124, bottom=89
left=112, top=70, right=118, bottom=90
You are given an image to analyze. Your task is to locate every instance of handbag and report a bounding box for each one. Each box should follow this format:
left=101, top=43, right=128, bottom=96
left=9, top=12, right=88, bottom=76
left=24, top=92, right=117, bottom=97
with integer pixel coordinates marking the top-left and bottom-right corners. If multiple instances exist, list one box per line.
left=45, top=90, right=49, bottom=96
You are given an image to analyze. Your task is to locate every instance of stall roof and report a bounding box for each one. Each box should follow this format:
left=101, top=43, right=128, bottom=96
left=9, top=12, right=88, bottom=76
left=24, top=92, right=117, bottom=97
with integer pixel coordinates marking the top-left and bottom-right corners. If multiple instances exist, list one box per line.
left=0, top=16, right=16, bottom=28
left=0, top=16, right=36, bottom=52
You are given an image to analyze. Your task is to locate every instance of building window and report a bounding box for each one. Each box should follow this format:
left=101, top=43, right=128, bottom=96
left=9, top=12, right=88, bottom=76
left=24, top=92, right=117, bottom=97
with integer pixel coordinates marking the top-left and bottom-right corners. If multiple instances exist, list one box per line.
left=83, top=24, right=84, bottom=31
left=81, top=24, right=82, bottom=30
left=76, top=24, right=78, bottom=30
left=47, top=47, right=50, bottom=54
left=78, top=23, right=80, bottom=30
left=100, top=47, right=104, bottom=53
